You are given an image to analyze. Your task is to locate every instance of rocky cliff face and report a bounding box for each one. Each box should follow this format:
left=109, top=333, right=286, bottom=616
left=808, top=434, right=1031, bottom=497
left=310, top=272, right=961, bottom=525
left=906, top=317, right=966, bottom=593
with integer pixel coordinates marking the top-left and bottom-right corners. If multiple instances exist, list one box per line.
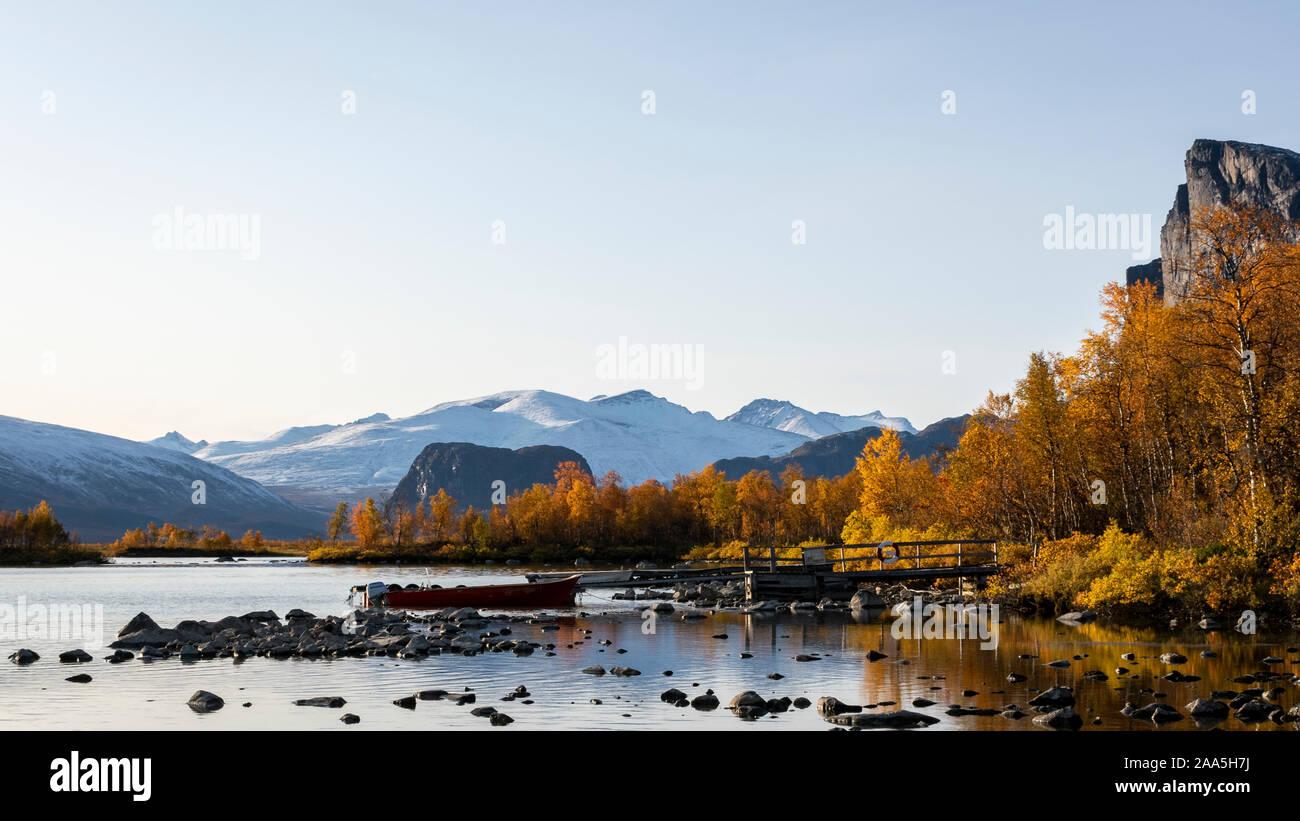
left=388, top=442, right=592, bottom=514
left=1142, top=139, right=1300, bottom=302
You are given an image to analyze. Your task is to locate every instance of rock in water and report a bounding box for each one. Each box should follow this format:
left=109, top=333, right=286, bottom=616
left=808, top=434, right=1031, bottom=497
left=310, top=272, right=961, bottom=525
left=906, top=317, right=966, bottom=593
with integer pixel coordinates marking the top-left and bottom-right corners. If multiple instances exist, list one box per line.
left=8, top=649, right=39, bottom=665
left=293, top=697, right=347, bottom=708
left=816, top=696, right=862, bottom=716
left=850, top=589, right=885, bottom=609
left=1027, top=687, right=1075, bottom=708
left=187, top=690, right=224, bottom=712
left=730, top=691, right=767, bottom=710
left=691, top=693, right=720, bottom=710
left=117, top=612, right=160, bottom=638
left=826, top=710, right=940, bottom=729
left=1032, top=707, right=1082, bottom=730
left=1186, top=698, right=1229, bottom=719
left=1056, top=610, right=1096, bottom=625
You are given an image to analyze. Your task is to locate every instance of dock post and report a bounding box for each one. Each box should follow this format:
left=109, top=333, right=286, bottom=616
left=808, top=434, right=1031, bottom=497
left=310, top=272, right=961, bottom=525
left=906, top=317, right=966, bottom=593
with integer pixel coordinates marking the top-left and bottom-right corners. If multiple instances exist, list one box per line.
left=768, top=544, right=776, bottom=572
left=957, top=542, right=963, bottom=598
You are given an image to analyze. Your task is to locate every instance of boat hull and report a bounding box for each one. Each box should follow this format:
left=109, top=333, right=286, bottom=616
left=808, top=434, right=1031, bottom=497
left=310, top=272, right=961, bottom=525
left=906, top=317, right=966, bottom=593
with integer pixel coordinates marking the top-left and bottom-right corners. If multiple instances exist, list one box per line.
left=379, top=574, right=580, bottom=609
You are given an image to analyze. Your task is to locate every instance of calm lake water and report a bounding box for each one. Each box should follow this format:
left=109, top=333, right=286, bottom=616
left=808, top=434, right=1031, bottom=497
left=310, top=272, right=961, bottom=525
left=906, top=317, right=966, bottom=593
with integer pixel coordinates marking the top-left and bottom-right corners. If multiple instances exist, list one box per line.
left=1, top=558, right=1296, bottom=731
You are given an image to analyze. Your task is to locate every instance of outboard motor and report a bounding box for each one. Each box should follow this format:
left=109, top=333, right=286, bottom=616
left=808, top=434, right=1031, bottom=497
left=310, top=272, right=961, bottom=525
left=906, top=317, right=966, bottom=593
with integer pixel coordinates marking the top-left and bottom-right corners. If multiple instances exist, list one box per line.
left=364, top=581, right=389, bottom=607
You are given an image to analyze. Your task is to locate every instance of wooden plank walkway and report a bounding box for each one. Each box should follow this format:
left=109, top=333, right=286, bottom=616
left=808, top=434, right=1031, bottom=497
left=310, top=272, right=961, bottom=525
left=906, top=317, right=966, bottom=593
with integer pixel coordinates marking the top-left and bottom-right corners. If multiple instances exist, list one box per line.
left=540, top=540, right=1001, bottom=603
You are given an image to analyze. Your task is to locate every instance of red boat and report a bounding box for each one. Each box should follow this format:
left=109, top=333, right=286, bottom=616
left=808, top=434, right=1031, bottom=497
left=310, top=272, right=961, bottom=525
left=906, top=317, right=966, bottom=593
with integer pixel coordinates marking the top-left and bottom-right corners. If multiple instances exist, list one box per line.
left=368, top=574, right=581, bottom=609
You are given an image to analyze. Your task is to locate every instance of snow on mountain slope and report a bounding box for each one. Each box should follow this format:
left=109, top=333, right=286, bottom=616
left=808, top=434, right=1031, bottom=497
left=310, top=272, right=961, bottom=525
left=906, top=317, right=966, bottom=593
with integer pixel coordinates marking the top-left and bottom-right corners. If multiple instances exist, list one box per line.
left=725, top=398, right=916, bottom=437
left=194, top=414, right=390, bottom=460
left=199, top=390, right=809, bottom=499
left=0, top=416, right=323, bottom=541
left=144, top=431, right=209, bottom=454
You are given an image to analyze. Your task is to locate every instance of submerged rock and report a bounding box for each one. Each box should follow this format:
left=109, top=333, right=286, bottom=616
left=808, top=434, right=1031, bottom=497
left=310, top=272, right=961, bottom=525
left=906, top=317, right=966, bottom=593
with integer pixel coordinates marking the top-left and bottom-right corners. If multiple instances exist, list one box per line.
left=293, top=697, right=347, bottom=708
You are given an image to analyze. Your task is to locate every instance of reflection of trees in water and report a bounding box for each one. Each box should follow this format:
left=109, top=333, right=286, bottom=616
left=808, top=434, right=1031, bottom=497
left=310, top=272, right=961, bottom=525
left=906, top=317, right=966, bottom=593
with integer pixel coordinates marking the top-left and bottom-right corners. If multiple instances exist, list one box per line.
left=721, top=612, right=1293, bottom=731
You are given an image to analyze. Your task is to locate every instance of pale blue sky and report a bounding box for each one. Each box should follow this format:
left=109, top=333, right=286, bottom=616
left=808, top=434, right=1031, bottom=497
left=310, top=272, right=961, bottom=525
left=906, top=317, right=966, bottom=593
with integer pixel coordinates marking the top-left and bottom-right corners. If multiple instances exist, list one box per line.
left=2, top=1, right=1297, bottom=442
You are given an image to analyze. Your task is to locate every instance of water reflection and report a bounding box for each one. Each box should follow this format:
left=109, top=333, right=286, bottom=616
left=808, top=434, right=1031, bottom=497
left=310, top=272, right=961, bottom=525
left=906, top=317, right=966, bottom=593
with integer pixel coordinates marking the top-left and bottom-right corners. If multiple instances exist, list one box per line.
left=0, top=561, right=1294, bottom=731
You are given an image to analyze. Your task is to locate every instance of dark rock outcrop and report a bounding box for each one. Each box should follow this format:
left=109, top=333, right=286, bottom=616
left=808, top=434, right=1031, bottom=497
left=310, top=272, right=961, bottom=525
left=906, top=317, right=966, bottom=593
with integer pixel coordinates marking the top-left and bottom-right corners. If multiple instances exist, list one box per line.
left=1125, top=259, right=1163, bottom=298
left=388, top=442, right=591, bottom=514
left=1131, top=140, right=1300, bottom=303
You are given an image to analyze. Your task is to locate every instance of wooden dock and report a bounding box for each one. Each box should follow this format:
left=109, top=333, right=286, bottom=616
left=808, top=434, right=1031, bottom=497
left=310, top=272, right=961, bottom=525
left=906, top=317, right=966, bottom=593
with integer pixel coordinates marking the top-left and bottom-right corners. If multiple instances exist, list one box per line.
left=741, top=540, right=998, bottom=602
left=544, top=539, right=998, bottom=603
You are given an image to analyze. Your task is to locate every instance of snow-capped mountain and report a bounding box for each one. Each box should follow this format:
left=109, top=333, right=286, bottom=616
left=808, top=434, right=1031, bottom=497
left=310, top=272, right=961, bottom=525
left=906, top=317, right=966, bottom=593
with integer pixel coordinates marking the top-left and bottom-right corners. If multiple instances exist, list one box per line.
left=144, top=431, right=209, bottom=454
left=725, top=398, right=916, bottom=437
left=194, top=413, right=391, bottom=460
left=0, top=416, right=322, bottom=541
left=195, top=390, right=810, bottom=505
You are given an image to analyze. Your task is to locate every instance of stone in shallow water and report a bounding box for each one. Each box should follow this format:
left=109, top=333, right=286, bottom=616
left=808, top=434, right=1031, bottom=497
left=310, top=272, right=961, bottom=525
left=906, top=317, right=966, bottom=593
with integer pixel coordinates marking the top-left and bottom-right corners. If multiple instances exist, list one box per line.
left=816, top=696, right=861, bottom=716
left=1032, top=707, right=1082, bottom=730
left=293, top=697, right=346, bottom=708
left=187, top=690, right=224, bottom=712
left=827, top=710, right=940, bottom=729
left=1027, top=686, right=1074, bottom=708
left=1185, top=698, right=1228, bottom=719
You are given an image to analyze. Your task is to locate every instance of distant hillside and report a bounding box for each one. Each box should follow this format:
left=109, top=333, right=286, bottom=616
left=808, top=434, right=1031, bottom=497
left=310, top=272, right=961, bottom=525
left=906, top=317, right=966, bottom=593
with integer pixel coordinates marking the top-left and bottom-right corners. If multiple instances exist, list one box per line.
left=712, top=415, right=970, bottom=480
left=725, top=398, right=915, bottom=437
left=0, top=416, right=323, bottom=541
left=389, top=442, right=592, bottom=514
